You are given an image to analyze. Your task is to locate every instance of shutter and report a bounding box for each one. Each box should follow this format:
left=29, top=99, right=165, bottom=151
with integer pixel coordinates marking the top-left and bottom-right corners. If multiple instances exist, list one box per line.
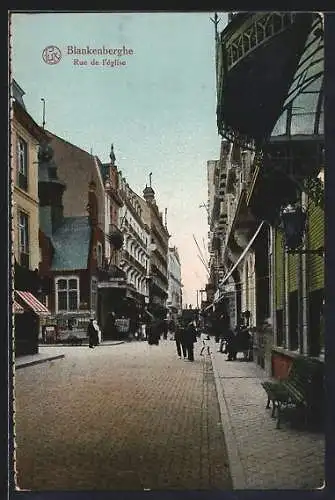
left=275, top=229, right=284, bottom=309
left=307, top=200, right=324, bottom=291
left=288, top=253, right=298, bottom=292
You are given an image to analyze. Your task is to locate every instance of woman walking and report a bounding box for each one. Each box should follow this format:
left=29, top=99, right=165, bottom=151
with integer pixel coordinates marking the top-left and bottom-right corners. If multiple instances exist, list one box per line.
left=88, top=318, right=98, bottom=348
left=200, top=331, right=211, bottom=356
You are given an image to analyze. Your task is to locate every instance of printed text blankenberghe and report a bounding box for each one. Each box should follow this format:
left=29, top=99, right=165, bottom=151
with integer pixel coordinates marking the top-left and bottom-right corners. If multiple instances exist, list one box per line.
left=67, top=46, right=134, bottom=56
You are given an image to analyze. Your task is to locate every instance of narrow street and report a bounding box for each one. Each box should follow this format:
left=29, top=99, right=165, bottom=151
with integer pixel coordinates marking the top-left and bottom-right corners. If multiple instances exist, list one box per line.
left=14, top=341, right=232, bottom=490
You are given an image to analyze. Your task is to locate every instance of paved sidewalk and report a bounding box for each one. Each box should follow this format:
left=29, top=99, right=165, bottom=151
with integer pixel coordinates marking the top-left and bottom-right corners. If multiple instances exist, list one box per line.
left=15, top=342, right=124, bottom=369
left=15, top=347, right=66, bottom=370
left=209, top=339, right=325, bottom=490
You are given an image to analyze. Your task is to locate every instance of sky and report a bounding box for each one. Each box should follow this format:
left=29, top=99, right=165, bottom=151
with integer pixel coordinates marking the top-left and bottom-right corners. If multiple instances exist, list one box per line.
left=11, top=11, right=228, bottom=307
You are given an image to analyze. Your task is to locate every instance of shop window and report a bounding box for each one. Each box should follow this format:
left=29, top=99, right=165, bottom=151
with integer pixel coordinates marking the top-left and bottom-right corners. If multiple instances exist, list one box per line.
left=55, top=276, right=79, bottom=312
left=288, top=290, right=299, bottom=350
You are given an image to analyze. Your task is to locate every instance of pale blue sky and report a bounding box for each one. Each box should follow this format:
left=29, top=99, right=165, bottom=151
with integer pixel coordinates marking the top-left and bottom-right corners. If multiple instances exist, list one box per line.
left=11, top=11, right=228, bottom=306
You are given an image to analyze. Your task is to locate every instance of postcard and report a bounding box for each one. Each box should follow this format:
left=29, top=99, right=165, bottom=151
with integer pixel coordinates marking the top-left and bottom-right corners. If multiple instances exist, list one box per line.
left=9, top=11, right=325, bottom=493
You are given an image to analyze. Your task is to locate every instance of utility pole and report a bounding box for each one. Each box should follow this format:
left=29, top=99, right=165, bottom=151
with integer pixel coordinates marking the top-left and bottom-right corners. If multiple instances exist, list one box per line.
left=41, top=98, right=46, bottom=129
left=210, top=12, right=221, bottom=41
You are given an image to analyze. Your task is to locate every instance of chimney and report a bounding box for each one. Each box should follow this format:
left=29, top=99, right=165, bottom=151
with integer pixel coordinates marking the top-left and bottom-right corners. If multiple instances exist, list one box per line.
left=87, top=177, right=98, bottom=226
left=38, top=140, right=66, bottom=235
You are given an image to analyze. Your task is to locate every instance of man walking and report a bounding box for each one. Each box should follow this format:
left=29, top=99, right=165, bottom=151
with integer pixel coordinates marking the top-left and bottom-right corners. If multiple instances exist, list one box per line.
left=175, top=321, right=187, bottom=359
left=183, top=321, right=197, bottom=361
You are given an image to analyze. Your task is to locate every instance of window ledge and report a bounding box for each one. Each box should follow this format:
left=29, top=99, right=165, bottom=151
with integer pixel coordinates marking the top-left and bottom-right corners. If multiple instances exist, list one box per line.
left=272, top=345, right=325, bottom=363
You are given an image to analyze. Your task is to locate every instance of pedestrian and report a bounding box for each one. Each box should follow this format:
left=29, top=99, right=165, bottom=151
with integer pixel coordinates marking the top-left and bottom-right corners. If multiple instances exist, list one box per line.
left=162, top=319, right=168, bottom=340
left=87, top=318, right=98, bottom=348
left=217, top=313, right=230, bottom=351
left=183, top=321, right=197, bottom=361
left=226, top=326, right=238, bottom=361
left=147, top=319, right=160, bottom=345
left=93, top=319, right=101, bottom=344
left=175, top=321, right=187, bottom=359
left=200, top=331, right=211, bottom=356
left=168, top=319, right=176, bottom=340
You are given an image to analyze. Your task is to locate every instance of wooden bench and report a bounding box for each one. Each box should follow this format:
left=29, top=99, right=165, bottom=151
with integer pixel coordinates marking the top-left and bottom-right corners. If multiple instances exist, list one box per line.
left=261, top=357, right=323, bottom=429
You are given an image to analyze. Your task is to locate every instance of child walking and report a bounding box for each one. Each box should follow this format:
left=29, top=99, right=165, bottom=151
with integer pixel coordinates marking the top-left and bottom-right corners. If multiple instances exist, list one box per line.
left=200, top=331, right=211, bottom=356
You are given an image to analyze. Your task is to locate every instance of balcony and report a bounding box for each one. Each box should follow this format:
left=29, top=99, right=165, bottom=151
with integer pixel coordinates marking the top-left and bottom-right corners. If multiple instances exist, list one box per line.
left=121, top=249, right=147, bottom=276
left=97, top=264, right=126, bottom=282
left=108, top=224, right=124, bottom=250
left=216, top=12, right=314, bottom=147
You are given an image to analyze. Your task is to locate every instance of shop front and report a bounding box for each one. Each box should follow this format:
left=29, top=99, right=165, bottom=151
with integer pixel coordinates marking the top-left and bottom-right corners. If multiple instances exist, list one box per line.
left=14, top=290, right=50, bottom=356
left=97, top=277, right=144, bottom=340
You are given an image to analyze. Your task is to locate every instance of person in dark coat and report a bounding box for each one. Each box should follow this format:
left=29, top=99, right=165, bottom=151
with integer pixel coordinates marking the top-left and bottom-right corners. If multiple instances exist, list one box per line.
left=88, top=319, right=98, bottom=348
left=175, top=321, right=187, bottom=359
left=147, top=320, right=160, bottom=345
left=226, top=326, right=238, bottom=361
left=183, top=321, right=197, bottom=361
left=162, top=319, right=168, bottom=340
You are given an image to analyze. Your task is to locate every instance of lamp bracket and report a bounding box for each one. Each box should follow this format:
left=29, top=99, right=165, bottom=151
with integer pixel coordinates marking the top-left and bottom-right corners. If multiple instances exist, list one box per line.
left=286, top=246, right=324, bottom=257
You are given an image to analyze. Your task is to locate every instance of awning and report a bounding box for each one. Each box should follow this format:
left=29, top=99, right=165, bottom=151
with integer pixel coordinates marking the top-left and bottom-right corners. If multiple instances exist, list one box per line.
left=14, top=301, right=24, bottom=314
left=15, top=290, right=50, bottom=315
left=205, top=221, right=266, bottom=310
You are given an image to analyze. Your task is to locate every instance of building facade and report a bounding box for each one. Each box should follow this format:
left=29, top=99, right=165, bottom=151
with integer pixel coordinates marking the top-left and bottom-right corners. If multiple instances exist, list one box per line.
left=167, top=246, right=182, bottom=321
left=38, top=141, right=105, bottom=339
left=138, top=181, right=170, bottom=320
left=12, top=80, right=50, bottom=355
left=210, top=12, right=324, bottom=384
left=118, top=174, right=150, bottom=308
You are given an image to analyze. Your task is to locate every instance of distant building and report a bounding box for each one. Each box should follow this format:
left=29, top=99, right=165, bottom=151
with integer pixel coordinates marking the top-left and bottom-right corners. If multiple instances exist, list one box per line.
left=38, top=139, right=105, bottom=334
left=138, top=179, right=170, bottom=320
left=167, top=246, right=182, bottom=321
left=118, top=174, right=150, bottom=310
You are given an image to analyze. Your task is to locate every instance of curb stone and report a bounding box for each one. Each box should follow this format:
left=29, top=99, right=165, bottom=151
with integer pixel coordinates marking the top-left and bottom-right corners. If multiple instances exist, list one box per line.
left=16, top=354, right=65, bottom=370
left=210, top=351, right=247, bottom=489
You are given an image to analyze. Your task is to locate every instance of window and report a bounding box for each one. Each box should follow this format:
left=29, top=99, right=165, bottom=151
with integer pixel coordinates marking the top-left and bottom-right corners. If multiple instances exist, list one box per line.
left=55, top=277, right=79, bottom=312
left=17, top=136, right=28, bottom=191
left=41, top=295, right=49, bottom=307
left=97, top=242, right=103, bottom=268
left=91, top=277, right=98, bottom=312
left=18, top=211, right=29, bottom=268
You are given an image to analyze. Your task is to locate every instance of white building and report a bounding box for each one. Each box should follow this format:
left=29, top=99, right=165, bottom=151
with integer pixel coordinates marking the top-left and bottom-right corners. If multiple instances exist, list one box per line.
left=118, top=174, right=150, bottom=305
left=167, top=246, right=182, bottom=320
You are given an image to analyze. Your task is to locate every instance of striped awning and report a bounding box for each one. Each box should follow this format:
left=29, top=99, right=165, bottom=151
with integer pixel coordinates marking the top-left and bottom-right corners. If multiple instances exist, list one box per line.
left=15, top=291, right=50, bottom=315
left=14, top=301, right=24, bottom=314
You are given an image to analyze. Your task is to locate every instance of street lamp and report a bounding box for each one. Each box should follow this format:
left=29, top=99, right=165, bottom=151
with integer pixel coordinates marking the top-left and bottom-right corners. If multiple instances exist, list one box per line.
left=280, top=204, right=324, bottom=257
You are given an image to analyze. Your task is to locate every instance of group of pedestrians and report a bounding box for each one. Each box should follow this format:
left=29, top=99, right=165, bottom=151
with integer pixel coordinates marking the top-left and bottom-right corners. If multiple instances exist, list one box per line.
left=174, top=321, right=199, bottom=361
left=215, top=315, right=253, bottom=361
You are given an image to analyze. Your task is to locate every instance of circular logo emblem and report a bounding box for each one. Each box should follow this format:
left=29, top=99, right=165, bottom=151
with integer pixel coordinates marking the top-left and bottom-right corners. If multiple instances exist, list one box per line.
left=42, top=46, right=62, bottom=65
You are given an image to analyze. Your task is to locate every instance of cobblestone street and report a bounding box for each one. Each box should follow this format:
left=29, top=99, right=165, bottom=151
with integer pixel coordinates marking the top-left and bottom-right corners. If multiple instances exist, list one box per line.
left=14, top=341, right=232, bottom=491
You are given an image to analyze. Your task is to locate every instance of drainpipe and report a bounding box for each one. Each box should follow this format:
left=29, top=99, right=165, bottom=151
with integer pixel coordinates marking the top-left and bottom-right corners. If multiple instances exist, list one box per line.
left=301, top=191, right=309, bottom=355
left=284, top=242, right=289, bottom=349
left=297, top=251, right=304, bottom=354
